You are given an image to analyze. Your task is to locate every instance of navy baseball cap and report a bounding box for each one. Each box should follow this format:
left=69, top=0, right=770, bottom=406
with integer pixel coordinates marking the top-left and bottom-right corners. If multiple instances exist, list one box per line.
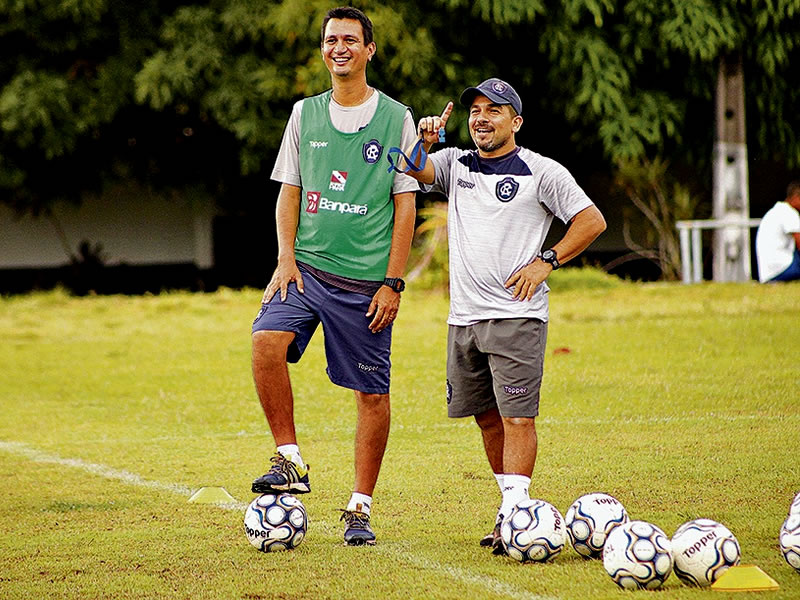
left=460, top=78, right=522, bottom=115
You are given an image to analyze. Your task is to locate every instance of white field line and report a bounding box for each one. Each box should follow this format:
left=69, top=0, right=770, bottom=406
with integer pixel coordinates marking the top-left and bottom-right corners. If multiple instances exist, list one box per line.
left=382, top=550, right=559, bottom=600
left=0, top=440, right=196, bottom=498
left=1, top=440, right=555, bottom=600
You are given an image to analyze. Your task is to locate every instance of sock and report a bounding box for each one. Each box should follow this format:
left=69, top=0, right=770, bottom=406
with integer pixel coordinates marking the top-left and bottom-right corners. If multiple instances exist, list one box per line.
left=494, top=473, right=504, bottom=493
left=493, top=473, right=504, bottom=522
left=276, top=444, right=305, bottom=469
left=499, top=474, right=531, bottom=519
left=347, top=492, right=373, bottom=516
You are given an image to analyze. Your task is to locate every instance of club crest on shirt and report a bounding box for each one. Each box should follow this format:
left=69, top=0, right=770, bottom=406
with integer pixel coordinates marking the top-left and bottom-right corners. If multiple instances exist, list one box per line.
left=362, top=139, right=383, bottom=164
left=496, top=177, right=519, bottom=202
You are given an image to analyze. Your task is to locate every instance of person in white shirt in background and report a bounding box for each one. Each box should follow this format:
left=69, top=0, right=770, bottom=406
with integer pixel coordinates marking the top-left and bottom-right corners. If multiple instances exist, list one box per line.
left=756, top=180, right=800, bottom=283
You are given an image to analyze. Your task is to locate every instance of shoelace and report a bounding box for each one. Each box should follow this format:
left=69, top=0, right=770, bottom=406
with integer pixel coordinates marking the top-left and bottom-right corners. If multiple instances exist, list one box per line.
left=267, top=453, right=288, bottom=473
left=267, top=453, right=303, bottom=480
left=339, top=510, right=370, bottom=529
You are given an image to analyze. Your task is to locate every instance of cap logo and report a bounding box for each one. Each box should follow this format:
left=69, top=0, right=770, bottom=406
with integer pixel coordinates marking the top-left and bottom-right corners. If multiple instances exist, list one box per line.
left=491, top=81, right=507, bottom=94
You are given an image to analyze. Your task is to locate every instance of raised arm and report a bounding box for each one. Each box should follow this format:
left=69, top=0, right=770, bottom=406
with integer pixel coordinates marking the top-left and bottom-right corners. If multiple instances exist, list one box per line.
left=397, top=102, right=453, bottom=185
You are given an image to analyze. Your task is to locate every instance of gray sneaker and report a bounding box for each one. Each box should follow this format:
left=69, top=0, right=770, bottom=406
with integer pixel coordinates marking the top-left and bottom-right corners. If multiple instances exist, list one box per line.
left=340, top=509, right=376, bottom=546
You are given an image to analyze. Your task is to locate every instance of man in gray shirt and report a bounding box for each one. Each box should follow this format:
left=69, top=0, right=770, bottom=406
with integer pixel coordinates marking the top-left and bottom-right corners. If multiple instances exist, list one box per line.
left=399, top=78, right=606, bottom=553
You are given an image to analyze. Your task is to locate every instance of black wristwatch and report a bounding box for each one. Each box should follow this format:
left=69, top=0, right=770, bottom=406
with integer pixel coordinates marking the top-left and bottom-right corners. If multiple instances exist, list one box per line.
left=383, top=277, right=406, bottom=292
left=540, top=249, right=560, bottom=270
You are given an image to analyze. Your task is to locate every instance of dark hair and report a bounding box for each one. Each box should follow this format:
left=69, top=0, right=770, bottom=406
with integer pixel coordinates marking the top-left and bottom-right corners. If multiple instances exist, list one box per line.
left=787, top=180, right=800, bottom=198
left=321, top=6, right=374, bottom=46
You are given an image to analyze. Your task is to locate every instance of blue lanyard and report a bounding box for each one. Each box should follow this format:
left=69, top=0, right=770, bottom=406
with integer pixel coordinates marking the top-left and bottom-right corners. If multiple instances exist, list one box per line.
left=386, top=128, right=445, bottom=174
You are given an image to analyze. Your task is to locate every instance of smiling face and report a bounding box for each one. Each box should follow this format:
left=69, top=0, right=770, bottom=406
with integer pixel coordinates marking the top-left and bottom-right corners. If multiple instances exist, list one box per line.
left=468, top=95, right=523, bottom=157
left=321, top=18, right=375, bottom=81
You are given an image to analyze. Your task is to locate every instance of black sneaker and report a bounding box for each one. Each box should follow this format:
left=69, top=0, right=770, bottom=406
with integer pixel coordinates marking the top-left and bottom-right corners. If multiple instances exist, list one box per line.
left=251, top=453, right=310, bottom=494
left=479, top=530, right=495, bottom=547
left=490, top=515, right=507, bottom=555
left=340, top=510, right=376, bottom=546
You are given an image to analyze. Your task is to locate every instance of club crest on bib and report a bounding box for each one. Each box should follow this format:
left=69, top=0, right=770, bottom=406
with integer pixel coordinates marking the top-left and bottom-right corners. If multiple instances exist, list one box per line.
left=362, top=139, right=383, bottom=164
left=496, top=176, right=519, bottom=202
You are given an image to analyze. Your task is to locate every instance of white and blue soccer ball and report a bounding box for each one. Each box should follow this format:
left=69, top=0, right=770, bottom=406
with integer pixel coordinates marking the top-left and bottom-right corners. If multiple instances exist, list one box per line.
left=565, top=492, right=629, bottom=558
left=603, top=520, right=674, bottom=590
left=244, top=493, right=307, bottom=552
left=789, top=491, right=800, bottom=516
left=780, top=513, right=800, bottom=573
left=500, top=499, right=565, bottom=563
left=671, top=519, right=740, bottom=586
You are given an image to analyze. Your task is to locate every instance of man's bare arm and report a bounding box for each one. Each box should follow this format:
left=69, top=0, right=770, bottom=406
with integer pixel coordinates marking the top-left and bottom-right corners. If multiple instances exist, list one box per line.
left=262, top=183, right=304, bottom=303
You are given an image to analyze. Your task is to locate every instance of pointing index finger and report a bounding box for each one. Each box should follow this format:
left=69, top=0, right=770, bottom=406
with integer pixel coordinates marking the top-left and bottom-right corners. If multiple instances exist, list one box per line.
left=440, top=101, right=454, bottom=126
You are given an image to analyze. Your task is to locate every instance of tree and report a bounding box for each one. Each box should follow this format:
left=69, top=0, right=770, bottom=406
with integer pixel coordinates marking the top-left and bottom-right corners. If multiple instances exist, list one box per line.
left=2, top=0, right=799, bottom=221
left=0, top=0, right=245, bottom=214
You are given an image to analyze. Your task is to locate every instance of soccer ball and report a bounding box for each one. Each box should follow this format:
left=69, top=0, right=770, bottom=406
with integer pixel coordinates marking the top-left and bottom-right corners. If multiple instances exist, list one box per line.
left=671, top=519, right=741, bottom=586
left=244, top=493, right=307, bottom=552
left=780, top=513, right=800, bottom=572
left=603, top=520, right=673, bottom=590
left=565, top=492, right=629, bottom=558
left=500, top=499, right=565, bottom=563
left=789, top=491, right=800, bottom=516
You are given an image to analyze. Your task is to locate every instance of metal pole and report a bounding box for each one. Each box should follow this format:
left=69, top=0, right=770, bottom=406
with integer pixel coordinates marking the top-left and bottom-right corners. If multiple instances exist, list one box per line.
left=691, top=226, right=702, bottom=283
left=679, top=226, right=691, bottom=284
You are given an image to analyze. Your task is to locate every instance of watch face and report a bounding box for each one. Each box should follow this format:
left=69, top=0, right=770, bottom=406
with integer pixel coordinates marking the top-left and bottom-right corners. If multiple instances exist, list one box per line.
left=385, top=278, right=405, bottom=292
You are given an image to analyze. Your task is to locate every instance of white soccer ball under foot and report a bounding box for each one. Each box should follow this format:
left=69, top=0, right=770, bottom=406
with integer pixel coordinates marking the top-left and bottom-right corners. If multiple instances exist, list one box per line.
left=244, top=493, right=308, bottom=552
left=671, top=518, right=740, bottom=586
left=565, top=492, right=629, bottom=558
left=603, top=520, right=674, bottom=590
left=500, top=499, right=565, bottom=563
left=780, top=512, right=800, bottom=573
left=789, top=491, right=800, bottom=516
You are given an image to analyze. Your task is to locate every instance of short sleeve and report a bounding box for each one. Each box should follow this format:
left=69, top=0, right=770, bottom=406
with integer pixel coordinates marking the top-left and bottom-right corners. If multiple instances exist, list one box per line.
left=420, top=147, right=459, bottom=196
left=391, top=110, right=422, bottom=195
left=536, top=159, right=593, bottom=224
left=270, top=100, right=303, bottom=187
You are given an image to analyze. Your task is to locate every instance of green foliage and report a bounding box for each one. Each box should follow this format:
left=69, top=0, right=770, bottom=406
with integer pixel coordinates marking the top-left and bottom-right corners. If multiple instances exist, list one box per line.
left=612, top=157, right=702, bottom=280
left=436, top=0, right=547, bottom=24
left=407, top=203, right=449, bottom=291
left=547, top=265, right=624, bottom=291
left=2, top=0, right=800, bottom=211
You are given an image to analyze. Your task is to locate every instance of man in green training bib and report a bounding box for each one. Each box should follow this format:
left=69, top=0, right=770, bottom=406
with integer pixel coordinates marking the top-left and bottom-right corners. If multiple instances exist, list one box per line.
left=250, top=6, right=418, bottom=547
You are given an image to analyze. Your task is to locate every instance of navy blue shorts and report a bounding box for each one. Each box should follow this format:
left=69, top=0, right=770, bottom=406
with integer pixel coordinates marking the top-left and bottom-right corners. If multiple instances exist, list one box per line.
left=251, top=267, right=392, bottom=394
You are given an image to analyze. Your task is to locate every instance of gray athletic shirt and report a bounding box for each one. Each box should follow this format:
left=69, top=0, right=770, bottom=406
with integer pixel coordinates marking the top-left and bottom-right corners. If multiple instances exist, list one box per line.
left=424, top=146, right=594, bottom=326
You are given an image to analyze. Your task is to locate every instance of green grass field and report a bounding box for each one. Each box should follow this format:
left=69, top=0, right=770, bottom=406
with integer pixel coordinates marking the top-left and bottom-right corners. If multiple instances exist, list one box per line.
left=2, top=277, right=799, bottom=599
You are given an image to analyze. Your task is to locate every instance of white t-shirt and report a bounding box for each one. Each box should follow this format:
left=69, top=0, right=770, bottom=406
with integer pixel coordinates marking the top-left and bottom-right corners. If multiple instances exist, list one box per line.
left=424, top=146, right=594, bottom=326
left=755, top=201, right=800, bottom=282
left=270, top=89, right=419, bottom=195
